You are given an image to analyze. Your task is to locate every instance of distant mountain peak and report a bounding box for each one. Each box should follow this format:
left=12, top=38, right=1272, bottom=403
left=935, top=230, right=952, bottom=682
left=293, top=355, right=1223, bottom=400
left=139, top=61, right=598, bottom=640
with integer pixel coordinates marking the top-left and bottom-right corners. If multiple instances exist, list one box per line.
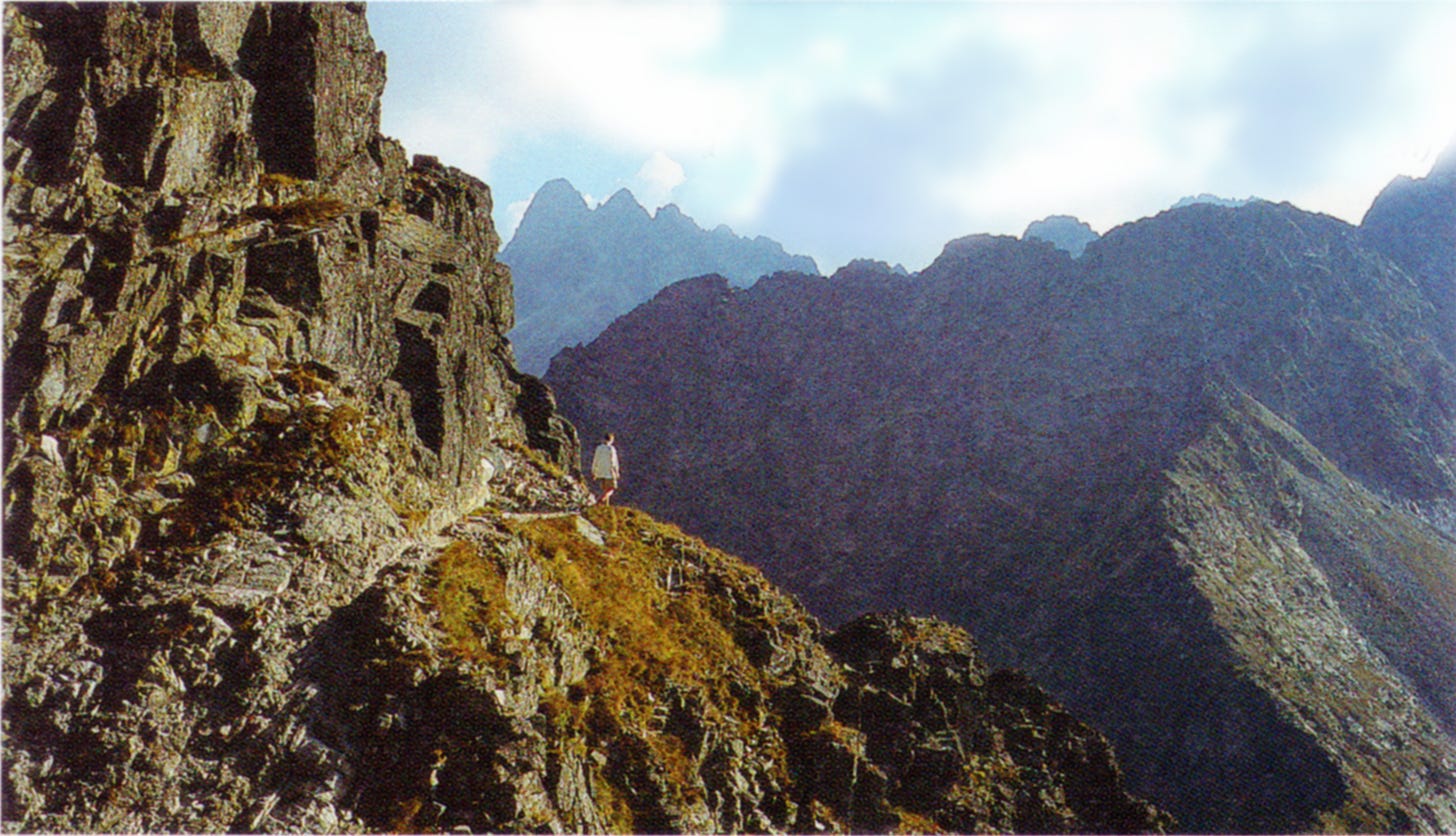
left=653, top=203, right=699, bottom=235
left=935, top=233, right=1021, bottom=261
left=515, top=178, right=590, bottom=234
left=1023, top=215, right=1099, bottom=258
left=597, top=187, right=650, bottom=220
left=1171, top=193, right=1259, bottom=210
left=601, top=187, right=642, bottom=207
left=503, top=179, right=818, bottom=374
left=538, top=176, right=581, bottom=197
left=531, top=178, right=589, bottom=211
left=832, top=258, right=911, bottom=279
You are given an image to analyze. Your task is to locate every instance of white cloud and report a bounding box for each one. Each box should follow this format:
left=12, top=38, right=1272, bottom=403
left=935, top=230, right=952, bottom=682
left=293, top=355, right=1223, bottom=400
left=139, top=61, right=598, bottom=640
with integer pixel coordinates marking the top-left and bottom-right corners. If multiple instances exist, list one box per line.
left=488, top=2, right=750, bottom=151
left=634, top=151, right=686, bottom=210
left=744, top=1, right=1456, bottom=269
left=393, top=94, right=503, bottom=181
left=805, top=36, right=848, bottom=72
left=374, top=1, right=1456, bottom=270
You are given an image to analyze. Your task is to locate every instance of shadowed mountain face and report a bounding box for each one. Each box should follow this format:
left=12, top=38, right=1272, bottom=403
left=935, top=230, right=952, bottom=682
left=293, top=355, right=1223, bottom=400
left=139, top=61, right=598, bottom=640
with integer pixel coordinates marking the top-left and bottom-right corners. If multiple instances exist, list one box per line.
left=502, top=180, right=818, bottom=375
left=1360, top=150, right=1456, bottom=359
left=547, top=183, right=1456, bottom=831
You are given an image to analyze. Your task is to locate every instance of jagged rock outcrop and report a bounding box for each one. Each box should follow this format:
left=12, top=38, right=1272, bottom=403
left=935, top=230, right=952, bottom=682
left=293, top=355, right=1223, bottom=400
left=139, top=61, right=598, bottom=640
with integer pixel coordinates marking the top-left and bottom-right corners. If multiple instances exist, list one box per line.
left=502, top=179, right=818, bottom=374
left=289, top=507, right=1170, bottom=834
left=547, top=186, right=1456, bottom=830
left=0, top=2, right=587, bottom=830
left=2, top=2, right=579, bottom=518
left=3, top=4, right=1168, bottom=833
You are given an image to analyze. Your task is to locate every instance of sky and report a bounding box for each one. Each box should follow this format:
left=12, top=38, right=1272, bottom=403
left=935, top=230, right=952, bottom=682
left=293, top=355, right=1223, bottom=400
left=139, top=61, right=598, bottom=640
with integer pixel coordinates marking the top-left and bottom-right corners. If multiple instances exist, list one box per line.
left=367, top=1, right=1456, bottom=274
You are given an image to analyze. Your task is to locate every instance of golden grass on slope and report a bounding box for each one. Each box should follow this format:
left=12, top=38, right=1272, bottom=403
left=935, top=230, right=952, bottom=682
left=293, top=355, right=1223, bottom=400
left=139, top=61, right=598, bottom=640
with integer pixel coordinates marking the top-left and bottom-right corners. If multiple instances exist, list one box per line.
left=507, top=505, right=794, bottom=827
left=424, top=504, right=809, bottom=832
left=512, top=506, right=769, bottom=716
left=495, top=437, right=567, bottom=480
left=430, top=539, right=515, bottom=666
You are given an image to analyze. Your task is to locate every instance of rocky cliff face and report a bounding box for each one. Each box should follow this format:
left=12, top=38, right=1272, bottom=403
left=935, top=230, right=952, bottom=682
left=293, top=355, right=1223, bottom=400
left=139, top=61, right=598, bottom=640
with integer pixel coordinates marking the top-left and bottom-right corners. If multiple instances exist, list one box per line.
left=3, top=1, right=581, bottom=519
left=547, top=186, right=1456, bottom=830
left=502, top=179, right=818, bottom=375
left=2, top=4, right=1167, bottom=833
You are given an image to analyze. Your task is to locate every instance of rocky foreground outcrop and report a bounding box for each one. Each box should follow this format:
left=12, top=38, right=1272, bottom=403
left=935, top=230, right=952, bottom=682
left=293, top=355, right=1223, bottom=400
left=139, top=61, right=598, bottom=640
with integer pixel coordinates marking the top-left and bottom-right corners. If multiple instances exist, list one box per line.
left=2, top=3, right=1167, bottom=833
left=547, top=179, right=1456, bottom=829
left=288, top=507, right=1170, bottom=834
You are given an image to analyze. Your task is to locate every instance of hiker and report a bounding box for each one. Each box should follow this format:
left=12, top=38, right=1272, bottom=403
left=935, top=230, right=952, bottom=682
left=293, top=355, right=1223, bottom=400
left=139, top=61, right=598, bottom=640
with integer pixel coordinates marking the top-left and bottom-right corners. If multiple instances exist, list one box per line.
left=591, top=433, right=620, bottom=505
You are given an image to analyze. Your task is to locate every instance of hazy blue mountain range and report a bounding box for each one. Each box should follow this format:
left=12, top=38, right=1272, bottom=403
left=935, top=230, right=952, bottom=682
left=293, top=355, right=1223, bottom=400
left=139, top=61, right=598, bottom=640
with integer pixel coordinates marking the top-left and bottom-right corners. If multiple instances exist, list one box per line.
left=546, top=157, right=1456, bottom=832
left=502, top=180, right=818, bottom=374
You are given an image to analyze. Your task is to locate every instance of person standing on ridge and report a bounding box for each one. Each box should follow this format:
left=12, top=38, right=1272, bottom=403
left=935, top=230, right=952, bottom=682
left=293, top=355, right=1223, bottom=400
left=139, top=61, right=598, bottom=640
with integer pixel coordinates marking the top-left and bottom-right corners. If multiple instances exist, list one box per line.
left=591, top=433, right=620, bottom=505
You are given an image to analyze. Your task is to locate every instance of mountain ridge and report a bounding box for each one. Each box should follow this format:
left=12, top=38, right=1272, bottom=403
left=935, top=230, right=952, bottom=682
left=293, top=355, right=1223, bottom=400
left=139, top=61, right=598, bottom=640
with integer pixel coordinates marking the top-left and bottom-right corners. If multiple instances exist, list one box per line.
left=547, top=183, right=1456, bottom=831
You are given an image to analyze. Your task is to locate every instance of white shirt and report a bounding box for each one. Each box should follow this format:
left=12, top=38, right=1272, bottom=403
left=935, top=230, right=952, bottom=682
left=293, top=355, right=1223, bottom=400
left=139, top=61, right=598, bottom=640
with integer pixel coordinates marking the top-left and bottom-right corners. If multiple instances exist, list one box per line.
left=591, top=442, right=619, bottom=480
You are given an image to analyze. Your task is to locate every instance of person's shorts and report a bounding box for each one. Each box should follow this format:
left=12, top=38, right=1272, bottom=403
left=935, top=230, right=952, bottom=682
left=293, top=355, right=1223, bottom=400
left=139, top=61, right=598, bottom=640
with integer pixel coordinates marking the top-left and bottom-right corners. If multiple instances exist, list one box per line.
left=596, top=477, right=616, bottom=490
